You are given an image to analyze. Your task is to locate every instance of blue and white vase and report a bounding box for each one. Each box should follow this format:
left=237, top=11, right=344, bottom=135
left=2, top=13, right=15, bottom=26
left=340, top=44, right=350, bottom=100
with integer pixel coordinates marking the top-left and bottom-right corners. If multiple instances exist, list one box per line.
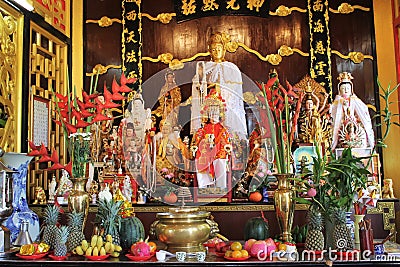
left=1, top=153, right=40, bottom=243
left=345, top=211, right=355, bottom=240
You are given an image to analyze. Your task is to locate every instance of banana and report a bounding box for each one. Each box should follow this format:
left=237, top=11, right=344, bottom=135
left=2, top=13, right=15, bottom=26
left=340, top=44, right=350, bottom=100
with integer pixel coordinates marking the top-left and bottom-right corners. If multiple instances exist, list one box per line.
left=110, top=251, right=120, bottom=258
left=104, top=242, right=111, bottom=253
left=85, top=246, right=93, bottom=256
left=75, top=246, right=84, bottom=256
left=96, top=237, right=103, bottom=249
left=109, top=243, right=115, bottom=254
left=106, top=234, right=113, bottom=243
left=91, top=235, right=98, bottom=248
left=100, top=247, right=106, bottom=256
left=92, top=246, right=99, bottom=257
left=81, top=240, right=89, bottom=252
left=114, top=245, right=122, bottom=252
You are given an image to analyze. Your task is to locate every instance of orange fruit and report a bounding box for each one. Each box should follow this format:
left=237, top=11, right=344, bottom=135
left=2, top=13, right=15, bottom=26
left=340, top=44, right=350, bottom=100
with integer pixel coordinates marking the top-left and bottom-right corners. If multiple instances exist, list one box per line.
left=148, top=241, right=157, bottom=253
left=240, top=249, right=249, bottom=257
left=224, top=250, right=232, bottom=258
left=249, top=191, right=263, bottom=202
left=231, top=250, right=242, bottom=258
left=230, top=241, right=242, bottom=251
left=278, top=243, right=287, bottom=252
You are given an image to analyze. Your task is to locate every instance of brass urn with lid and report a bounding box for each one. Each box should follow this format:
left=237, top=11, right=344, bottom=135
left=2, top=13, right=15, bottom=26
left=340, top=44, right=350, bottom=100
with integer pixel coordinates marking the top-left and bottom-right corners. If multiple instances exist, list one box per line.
left=150, top=207, right=219, bottom=253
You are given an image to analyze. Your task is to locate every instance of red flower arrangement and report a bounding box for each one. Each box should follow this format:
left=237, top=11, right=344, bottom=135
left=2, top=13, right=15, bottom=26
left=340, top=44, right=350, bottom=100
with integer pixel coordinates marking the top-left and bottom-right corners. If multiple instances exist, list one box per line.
left=28, top=73, right=136, bottom=178
left=256, top=71, right=303, bottom=173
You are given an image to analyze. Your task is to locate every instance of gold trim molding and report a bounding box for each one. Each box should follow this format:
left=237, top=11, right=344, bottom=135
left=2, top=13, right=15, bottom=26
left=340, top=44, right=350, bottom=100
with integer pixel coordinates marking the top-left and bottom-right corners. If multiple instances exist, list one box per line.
left=329, top=3, right=370, bottom=14
left=141, top=13, right=176, bottom=24
left=31, top=204, right=309, bottom=216
left=368, top=201, right=396, bottom=242
left=143, top=44, right=308, bottom=69
left=269, top=5, right=307, bottom=16
left=86, top=64, right=121, bottom=76
left=331, top=50, right=373, bottom=63
left=86, top=16, right=122, bottom=27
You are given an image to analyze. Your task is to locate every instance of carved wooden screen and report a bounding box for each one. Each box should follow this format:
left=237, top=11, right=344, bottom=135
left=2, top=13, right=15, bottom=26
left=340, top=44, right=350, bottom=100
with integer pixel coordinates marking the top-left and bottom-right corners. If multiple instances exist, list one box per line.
left=28, top=22, right=68, bottom=201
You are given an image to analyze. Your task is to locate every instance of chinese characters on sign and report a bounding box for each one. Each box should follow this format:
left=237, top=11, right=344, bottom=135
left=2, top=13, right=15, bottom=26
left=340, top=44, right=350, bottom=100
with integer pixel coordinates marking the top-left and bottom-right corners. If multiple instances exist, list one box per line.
left=175, top=0, right=270, bottom=22
left=308, top=0, right=332, bottom=93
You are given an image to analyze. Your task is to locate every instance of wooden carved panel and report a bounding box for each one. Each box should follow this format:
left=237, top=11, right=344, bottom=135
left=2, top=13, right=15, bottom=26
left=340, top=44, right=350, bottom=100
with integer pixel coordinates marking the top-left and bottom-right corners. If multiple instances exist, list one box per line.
left=0, top=3, right=24, bottom=152
left=28, top=22, right=68, bottom=202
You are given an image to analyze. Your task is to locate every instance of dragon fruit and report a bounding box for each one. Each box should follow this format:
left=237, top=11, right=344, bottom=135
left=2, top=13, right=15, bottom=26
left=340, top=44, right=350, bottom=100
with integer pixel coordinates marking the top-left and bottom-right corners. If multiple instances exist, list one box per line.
left=131, top=241, right=151, bottom=256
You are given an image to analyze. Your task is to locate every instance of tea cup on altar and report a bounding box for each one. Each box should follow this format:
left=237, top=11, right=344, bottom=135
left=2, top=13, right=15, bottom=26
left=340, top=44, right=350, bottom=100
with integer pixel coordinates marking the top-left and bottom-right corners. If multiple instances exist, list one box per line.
left=176, top=251, right=186, bottom=262
left=196, top=251, right=206, bottom=262
left=156, top=250, right=166, bottom=261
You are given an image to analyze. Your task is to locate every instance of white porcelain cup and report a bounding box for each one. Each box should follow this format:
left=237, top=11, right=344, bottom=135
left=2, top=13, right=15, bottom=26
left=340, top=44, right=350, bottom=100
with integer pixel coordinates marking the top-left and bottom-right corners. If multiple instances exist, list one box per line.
left=156, top=251, right=166, bottom=261
left=176, top=251, right=186, bottom=262
left=196, top=251, right=206, bottom=262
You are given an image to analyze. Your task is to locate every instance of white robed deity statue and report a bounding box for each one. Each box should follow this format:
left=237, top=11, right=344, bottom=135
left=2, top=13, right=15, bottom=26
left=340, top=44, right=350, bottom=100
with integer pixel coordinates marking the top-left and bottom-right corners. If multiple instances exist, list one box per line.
left=190, top=32, right=247, bottom=140
left=330, top=72, right=375, bottom=150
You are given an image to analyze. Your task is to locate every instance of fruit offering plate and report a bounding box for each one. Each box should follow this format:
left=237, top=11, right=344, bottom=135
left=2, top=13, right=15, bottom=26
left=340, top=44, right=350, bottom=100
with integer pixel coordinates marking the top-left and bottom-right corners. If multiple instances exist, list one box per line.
left=48, top=253, right=70, bottom=261
left=215, top=251, right=226, bottom=258
left=16, top=252, right=48, bottom=260
left=84, top=254, right=110, bottom=261
left=224, top=255, right=251, bottom=261
left=125, top=253, right=153, bottom=261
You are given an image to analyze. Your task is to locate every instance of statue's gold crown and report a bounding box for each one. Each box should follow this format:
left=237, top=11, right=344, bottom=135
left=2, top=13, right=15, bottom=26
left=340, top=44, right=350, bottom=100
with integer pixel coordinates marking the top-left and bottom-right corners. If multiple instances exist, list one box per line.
left=338, top=72, right=354, bottom=84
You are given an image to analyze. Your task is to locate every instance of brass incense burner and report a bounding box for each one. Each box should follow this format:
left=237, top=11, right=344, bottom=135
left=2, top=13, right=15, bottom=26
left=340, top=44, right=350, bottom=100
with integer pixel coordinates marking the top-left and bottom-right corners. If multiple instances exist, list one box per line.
left=150, top=207, right=219, bottom=253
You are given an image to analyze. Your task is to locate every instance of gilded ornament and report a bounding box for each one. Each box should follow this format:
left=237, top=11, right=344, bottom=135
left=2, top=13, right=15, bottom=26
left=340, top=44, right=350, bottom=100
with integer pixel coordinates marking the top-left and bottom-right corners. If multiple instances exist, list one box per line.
left=157, top=13, right=175, bottom=24
left=225, top=41, right=238, bottom=53
left=278, top=45, right=293, bottom=56
left=267, top=54, right=282, bottom=65
left=270, top=5, right=306, bottom=16
left=348, top=51, right=364, bottom=64
left=169, top=59, right=184, bottom=70
left=329, top=3, right=369, bottom=14
left=158, top=53, right=173, bottom=64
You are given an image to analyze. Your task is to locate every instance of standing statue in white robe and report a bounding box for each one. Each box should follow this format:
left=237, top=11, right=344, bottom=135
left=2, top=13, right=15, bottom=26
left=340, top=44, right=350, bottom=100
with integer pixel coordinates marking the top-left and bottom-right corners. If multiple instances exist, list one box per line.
left=190, top=32, right=247, bottom=140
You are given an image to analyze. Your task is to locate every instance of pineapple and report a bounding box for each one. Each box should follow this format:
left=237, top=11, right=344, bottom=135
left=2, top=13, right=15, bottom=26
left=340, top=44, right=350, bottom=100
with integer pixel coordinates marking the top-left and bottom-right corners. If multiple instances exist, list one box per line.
left=304, top=208, right=324, bottom=251
left=66, top=211, right=86, bottom=252
left=42, top=205, right=61, bottom=249
left=54, top=226, right=69, bottom=256
left=96, top=199, right=123, bottom=245
left=333, top=208, right=354, bottom=251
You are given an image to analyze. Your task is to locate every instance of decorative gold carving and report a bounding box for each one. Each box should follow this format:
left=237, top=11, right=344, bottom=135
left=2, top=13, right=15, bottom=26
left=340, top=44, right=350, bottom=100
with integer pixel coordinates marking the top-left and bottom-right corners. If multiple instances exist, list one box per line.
left=0, top=4, right=22, bottom=152
left=141, top=13, right=176, bottom=24
left=86, top=16, right=122, bottom=27
left=32, top=204, right=309, bottom=214
left=368, top=201, right=396, bottom=242
left=329, top=3, right=370, bottom=14
left=269, top=5, right=307, bottom=16
left=86, top=64, right=121, bottom=77
left=143, top=44, right=307, bottom=67
left=331, top=50, right=373, bottom=63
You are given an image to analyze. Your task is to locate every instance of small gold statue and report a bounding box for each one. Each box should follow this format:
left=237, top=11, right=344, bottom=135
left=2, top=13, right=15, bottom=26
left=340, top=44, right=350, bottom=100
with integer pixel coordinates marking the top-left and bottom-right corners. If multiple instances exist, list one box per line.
left=382, top=178, right=395, bottom=199
left=33, top=186, right=47, bottom=205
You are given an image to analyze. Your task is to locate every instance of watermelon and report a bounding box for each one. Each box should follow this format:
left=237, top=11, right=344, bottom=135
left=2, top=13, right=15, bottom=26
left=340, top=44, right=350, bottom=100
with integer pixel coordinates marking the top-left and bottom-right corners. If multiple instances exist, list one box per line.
left=120, top=216, right=145, bottom=249
left=244, top=215, right=270, bottom=241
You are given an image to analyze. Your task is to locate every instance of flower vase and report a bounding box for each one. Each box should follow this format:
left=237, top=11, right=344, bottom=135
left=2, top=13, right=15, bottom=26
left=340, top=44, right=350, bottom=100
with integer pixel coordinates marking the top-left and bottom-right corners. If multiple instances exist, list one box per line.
left=1, top=153, right=40, bottom=243
left=68, top=177, right=90, bottom=228
left=273, top=173, right=295, bottom=242
left=354, top=214, right=365, bottom=244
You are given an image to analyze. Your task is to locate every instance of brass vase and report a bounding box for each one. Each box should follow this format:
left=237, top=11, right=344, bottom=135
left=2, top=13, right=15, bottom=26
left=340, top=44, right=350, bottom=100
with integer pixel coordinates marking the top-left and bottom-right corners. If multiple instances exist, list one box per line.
left=68, top=177, right=90, bottom=228
left=273, top=173, right=295, bottom=242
